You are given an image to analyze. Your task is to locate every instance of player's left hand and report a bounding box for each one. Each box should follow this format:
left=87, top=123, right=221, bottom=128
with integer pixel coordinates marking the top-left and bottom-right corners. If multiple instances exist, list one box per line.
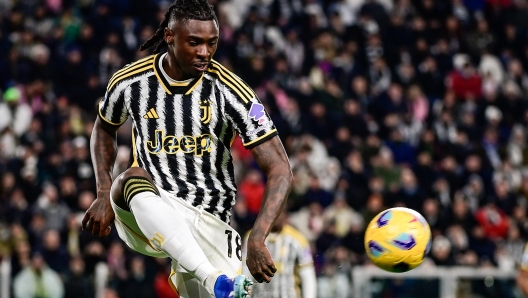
left=246, top=239, right=277, bottom=283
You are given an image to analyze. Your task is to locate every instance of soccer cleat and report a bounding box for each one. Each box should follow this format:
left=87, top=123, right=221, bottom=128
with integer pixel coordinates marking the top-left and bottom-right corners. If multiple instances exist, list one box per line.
left=214, top=274, right=253, bottom=298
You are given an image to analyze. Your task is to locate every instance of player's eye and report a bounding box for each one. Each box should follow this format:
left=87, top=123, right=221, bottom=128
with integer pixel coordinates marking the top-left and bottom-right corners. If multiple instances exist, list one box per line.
left=209, top=41, right=217, bottom=46
left=189, top=41, right=198, bottom=46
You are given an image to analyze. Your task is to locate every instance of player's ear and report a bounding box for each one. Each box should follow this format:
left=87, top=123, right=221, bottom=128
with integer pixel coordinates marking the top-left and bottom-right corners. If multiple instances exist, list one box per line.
left=164, top=28, right=174, bottom=45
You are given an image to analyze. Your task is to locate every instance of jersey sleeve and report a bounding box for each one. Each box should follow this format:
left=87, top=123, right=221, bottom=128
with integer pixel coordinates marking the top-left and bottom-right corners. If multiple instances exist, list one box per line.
left=296, top=238, right=314, bottom=267
left=285, top=226, right=313, bottom=267
left=225, top=94, right=278, bottom=149
left=98, top=87, right=129, bottom=126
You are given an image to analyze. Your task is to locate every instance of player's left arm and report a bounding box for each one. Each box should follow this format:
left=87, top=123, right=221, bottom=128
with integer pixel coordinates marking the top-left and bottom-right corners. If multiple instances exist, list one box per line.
left=220, top=68, right=292, bottom=282
left=246, top=136, right=293, bottom=283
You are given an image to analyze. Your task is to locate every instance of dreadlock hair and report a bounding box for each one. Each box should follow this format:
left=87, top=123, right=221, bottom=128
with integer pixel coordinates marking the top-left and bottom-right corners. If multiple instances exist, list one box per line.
left=140, top=0, right=217, bottom=53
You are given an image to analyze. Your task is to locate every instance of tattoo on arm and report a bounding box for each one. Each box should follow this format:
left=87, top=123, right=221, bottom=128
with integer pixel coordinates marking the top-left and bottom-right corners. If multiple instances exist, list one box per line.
left=249, top=136, right=293, bottom=241
left=91, top=117, right=119, bottom=194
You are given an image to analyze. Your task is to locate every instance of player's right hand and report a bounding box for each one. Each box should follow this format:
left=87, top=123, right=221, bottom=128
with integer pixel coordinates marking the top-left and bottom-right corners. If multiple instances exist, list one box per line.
left=82, top=192, right=114, bottom=237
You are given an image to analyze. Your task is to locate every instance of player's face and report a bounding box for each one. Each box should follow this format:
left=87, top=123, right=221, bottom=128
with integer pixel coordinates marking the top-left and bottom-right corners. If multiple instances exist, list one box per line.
left=166, top=19, right=219, bottom=79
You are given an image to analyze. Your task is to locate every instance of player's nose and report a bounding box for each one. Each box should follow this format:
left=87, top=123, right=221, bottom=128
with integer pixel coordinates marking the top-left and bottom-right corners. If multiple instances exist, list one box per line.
left=196, top=45, right=210, bottom=59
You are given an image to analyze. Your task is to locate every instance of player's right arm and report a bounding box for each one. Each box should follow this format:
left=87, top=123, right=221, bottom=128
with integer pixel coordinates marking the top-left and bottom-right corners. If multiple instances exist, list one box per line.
left=82, top=85, right=129, bottom=237
left=82, top=117, right=120, bottom=236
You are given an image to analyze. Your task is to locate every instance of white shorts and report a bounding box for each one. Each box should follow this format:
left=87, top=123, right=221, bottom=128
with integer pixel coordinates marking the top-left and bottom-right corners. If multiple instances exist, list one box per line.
left=111, top=188, right=243, bottom=298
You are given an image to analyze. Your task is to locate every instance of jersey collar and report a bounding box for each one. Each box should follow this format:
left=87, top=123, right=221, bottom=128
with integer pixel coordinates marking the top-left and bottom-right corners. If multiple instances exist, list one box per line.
left=153, top=53, right=204, bottom=95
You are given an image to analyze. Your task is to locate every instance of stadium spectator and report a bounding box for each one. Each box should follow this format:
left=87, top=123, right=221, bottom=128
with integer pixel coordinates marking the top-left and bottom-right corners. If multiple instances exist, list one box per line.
left=63, top=255, right=94, bottom=298
left=13, top=251, right=64, bottom=298
left=40, top=229, right=70, bottom=275
left=238, top=169, right=266, bottom=217
left=117, top=255, right=156, bottom=298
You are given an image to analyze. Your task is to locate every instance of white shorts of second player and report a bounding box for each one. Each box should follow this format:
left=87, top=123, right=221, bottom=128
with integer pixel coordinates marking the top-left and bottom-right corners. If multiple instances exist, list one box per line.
left=110, top=188, right=243, bottom=296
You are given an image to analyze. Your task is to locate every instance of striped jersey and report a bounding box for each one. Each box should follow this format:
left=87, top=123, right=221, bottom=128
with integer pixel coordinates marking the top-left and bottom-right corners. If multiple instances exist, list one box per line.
left=243, top=225, right=314, bottom=298
left=98, top=53, right=277, bottom=223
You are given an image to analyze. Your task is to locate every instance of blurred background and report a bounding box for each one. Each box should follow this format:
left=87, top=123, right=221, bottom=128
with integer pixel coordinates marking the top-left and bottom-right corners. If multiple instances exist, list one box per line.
left=2, top=0, right=528, bottom=297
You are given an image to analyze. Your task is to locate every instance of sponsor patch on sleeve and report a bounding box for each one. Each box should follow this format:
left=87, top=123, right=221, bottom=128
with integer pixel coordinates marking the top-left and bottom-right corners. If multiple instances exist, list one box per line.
left=248, top=103, right=268, bottom=125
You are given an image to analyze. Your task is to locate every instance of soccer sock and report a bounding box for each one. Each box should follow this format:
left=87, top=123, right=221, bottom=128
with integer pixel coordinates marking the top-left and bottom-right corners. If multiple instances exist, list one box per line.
left=123, top=177, right=218, bottom=287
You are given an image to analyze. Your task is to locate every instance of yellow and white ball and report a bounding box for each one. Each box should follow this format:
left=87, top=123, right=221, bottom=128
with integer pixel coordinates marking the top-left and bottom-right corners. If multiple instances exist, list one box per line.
left=364, top=207, right=432, bottom=272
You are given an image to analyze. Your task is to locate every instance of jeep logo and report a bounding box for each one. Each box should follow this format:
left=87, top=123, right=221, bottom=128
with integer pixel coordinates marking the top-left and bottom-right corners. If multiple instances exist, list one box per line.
left=146, top=130, right=213, bottom=156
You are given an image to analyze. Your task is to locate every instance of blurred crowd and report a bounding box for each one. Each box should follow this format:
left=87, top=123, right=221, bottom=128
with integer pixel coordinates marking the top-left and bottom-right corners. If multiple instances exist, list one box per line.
left=2, top=0, right=528, bottom=297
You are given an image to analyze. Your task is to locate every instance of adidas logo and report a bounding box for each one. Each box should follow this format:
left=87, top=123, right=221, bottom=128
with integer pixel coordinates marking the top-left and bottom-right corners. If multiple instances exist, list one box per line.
left=143, top=108, right=159, bottom=119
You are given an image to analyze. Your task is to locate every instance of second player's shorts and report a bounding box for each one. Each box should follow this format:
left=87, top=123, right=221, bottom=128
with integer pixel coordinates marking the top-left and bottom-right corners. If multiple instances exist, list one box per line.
left=111, top=188, right=243, bottom=298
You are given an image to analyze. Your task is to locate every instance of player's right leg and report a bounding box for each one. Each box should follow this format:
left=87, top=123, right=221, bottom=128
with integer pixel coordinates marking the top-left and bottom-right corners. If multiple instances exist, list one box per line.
left=110, top=167, right=252, bottom=298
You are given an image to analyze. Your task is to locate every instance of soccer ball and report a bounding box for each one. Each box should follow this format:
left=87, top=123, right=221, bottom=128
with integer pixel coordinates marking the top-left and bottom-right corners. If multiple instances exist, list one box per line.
left=364, top=207, right=432, bottom=273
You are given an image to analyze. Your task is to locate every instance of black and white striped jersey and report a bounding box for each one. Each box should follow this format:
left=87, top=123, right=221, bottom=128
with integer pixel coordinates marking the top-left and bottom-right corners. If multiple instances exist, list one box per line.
left=98, top=53, right=277, bottom=223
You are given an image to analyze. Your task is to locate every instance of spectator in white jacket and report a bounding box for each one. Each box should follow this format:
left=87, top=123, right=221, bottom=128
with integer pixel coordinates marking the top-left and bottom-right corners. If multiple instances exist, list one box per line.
left=13, top=252, right=64, bottom=298
left=0, top=87, right=32, bottom=158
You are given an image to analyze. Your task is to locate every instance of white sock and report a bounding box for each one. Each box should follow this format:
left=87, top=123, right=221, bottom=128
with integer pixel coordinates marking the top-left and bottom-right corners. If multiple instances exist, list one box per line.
left=204, top=270, right=223, bottom=295
left=128, top=190, right=218, bottom=286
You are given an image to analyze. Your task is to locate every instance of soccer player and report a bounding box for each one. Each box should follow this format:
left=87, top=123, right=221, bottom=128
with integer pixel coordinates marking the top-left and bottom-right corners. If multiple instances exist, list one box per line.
left=81, top=0, right=293, bottom=297
left=243, top=209, right=317, bottom=298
